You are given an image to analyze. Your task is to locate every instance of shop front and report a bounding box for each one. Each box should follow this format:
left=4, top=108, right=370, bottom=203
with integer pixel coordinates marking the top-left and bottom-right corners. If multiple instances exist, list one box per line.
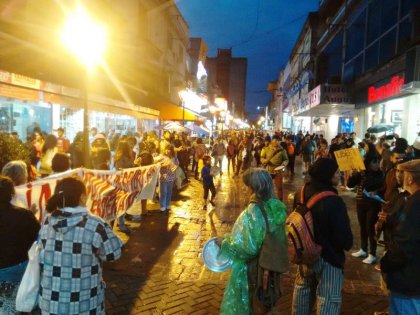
left=0, top=70, right=160, bottom=141
left=291, top=84, right=354, bottom=141
left=354, top=73, right=420, bottom=144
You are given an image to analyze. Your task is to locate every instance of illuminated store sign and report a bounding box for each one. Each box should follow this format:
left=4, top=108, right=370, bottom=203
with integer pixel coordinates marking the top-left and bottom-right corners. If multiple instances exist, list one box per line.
left=368, top=75, right=405, bottom=104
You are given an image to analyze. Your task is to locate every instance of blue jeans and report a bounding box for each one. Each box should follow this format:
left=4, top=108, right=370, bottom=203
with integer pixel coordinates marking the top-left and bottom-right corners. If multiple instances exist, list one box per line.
left=0, top=261, right=28, bottom=282
left=160, top=180, right=174, bottom=210
left=390, top=292, right=420, bottom=315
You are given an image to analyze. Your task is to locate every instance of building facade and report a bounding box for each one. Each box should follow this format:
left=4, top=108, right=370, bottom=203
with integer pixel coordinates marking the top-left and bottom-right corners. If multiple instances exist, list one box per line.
left=206, top=48, right=248, bottom=119
left=287, top=0, right=420, bottom=142
left=0, top=0, right=195, bottom=139
left=281, top=12, right=319, bottom=134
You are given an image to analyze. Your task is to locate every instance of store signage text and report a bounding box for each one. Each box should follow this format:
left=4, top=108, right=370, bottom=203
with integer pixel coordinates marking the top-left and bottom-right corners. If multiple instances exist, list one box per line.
left=292, top=84, right=352, bottom=115
left=309, top=85, right=321, bottom=108
left=368, top=75, right=405, bottom=104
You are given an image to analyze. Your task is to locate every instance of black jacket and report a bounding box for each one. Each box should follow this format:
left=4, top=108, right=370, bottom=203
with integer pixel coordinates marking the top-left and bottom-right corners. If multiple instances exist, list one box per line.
left=296, top=181, right=353, bottom=268
left=381, top=190, right=420, bottom=296
left=0, top=203, right=40, bottom=268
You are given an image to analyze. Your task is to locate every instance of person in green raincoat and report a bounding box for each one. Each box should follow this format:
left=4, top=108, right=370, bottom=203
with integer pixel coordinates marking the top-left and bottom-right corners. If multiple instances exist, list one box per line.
left=218, top=168, right=288, bottom=314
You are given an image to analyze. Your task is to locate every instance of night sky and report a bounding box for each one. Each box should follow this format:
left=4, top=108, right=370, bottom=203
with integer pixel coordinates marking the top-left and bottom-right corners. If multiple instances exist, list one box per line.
left=177, top=0, right=319, bottom=119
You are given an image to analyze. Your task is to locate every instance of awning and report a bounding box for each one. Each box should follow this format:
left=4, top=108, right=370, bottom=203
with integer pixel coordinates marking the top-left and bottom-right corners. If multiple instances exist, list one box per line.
left=151, top=99, right=202, bottom=121
left=295, top=103, right=355, bottom=117
left=293, top=84, right=354, bottom=117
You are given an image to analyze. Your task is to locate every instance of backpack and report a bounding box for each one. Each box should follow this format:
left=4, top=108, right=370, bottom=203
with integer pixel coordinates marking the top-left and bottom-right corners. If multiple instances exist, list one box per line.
left=248, top=201, right=289, bottom=314
left=287, top=143, right=295, bottom=156
left=286, top=186, right=337, bottom=265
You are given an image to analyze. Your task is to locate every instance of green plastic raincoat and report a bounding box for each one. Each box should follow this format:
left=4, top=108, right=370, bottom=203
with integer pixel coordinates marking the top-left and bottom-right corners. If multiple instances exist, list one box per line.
left=219, top=196, right=287, bottom=315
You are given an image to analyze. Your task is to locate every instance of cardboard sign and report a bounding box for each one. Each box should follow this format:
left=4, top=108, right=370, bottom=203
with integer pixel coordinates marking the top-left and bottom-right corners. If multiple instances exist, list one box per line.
left=334, top=148, right=365, bottom=172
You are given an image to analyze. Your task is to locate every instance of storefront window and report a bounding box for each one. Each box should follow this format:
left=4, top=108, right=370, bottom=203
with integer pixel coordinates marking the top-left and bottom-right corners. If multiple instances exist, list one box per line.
left=381, top=0, right=399, bottom=33
left=379, top=28, right=397, bottom=64
left=365, top=42, right=379, bottom=71
left=89, top=111, right=137, bottom=135
left=344, top=53, right=364, bottom=84
left=0, top=97, right=51, bottom=139
left=400, top=0, right=420, bottom=18
left=339, top=117, right=354, bottom=133
left=57, top=106, right=83, bottom=142
left=345, top=11, right=366, bottom=62
left=324, top=32, right=343, bottom=82
left=367, top=0, right=381, bottom=44
left=398, top=17, right=413, bottom=53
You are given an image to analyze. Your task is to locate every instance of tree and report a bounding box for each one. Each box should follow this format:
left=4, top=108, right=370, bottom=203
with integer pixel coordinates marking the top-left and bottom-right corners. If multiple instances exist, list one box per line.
left=0, top=132, right=30, bottom=171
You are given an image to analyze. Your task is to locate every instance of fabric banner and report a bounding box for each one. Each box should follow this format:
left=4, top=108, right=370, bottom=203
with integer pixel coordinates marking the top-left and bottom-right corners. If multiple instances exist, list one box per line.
left=334, top=148, right=366, bottom=172
left=13, top=165, right=160, bottom=222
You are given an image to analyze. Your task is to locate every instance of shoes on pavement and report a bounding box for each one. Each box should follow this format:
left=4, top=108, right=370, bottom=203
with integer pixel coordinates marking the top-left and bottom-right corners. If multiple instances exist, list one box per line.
left=363, top=254, right=377, bottom=264
left=351, top=249, right=368, bottom=258
left=377, top=239, right=385, bottom=247
left=118, top=226, right=132, bottom=235
left=127, top=215, right=143, bottom=222
left=160, top=208, right=166, bottom=212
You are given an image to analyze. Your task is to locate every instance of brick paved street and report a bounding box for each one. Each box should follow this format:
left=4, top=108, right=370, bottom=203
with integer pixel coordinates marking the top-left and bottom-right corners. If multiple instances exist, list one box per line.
left=104, top=159, right=389, bottom=314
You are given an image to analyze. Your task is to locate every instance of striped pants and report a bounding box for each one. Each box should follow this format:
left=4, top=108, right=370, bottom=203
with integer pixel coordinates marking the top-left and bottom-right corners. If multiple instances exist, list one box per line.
left=292, top=257, right=344, bottom=315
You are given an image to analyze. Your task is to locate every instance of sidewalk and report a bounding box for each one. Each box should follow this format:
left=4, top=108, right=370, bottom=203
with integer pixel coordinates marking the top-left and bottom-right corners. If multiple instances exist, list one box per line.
left=104, top=158, right=389, bottom=314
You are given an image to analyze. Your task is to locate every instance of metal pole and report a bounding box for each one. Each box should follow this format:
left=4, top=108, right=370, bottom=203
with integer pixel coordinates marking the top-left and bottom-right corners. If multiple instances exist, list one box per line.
left=83, top=69, right=90, bottom=168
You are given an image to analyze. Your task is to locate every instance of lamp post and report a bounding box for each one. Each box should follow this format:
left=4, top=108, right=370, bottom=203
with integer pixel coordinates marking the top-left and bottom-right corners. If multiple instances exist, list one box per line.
left=61, top=7, right=107, bottom=167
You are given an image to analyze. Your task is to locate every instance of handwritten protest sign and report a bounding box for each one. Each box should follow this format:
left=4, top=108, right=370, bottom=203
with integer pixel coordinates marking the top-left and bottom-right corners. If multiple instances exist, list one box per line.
left=334, top=148, right=365, bottom=172
left=13, top=165, right=160, bottom=222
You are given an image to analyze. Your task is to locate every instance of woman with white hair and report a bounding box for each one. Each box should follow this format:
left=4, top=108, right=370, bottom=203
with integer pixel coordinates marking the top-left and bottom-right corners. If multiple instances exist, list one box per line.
left=1, top=160, right=28, bottom=186
left=218, top=168, right=288, bottom=314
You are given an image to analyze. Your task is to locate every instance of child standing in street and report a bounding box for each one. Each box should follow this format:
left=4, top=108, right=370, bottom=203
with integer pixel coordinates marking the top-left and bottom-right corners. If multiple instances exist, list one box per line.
left=201, top=155, right=216, bottom=210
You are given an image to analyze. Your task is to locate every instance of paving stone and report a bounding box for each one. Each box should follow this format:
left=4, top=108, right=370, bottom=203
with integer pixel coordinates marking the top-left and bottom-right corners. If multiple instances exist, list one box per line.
left=104, top=159, right=389, bottom=314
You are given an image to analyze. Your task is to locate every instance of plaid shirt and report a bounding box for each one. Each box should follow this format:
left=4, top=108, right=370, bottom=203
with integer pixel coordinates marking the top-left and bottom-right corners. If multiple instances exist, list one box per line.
left=39, top=207, right=123, bottom=315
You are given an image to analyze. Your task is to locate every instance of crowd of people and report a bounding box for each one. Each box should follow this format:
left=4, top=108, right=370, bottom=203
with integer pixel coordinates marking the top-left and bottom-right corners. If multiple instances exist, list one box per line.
left=1, top=125, right=420, bottom=314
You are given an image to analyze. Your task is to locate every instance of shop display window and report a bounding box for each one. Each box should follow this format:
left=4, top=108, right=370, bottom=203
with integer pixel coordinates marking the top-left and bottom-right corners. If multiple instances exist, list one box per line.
left=379, top=28, right=397, bottom=64
left=339, top=117, right=354, bottom=133
left=345, top=11, right=366, bottom=62
left=381, top=0, right=399, bottom=33
left=400, top=0, right=420, bottom=18
left=58, top=106, right=83, bottom=142
left=367, top=0, right=381, bottom=45
left=365, top=42, right=379, bottom=71
left=398, top=17, right=413, bottom=53
left=0, top=98, right=51, bottom=139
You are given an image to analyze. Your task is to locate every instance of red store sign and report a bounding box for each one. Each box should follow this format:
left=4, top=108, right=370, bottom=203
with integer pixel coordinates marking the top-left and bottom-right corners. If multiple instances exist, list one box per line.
left=368, top=75, right=405, bottom=104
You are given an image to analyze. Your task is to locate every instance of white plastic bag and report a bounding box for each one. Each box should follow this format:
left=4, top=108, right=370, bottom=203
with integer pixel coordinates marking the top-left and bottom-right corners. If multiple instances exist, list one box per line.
left=15, top=240, right=40, bottom=312
left=210, top=166, right=220, bottom=176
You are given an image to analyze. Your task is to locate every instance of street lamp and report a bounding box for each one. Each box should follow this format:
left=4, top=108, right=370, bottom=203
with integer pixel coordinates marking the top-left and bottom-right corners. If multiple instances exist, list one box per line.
left=61, top=6, right=107, bottom=167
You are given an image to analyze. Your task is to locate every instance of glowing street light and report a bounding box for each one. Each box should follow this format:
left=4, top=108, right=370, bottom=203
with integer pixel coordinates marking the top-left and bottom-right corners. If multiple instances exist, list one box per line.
left=61, top=7, right=107, bottom=166
left=61, top=7, right=107, bottom=69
